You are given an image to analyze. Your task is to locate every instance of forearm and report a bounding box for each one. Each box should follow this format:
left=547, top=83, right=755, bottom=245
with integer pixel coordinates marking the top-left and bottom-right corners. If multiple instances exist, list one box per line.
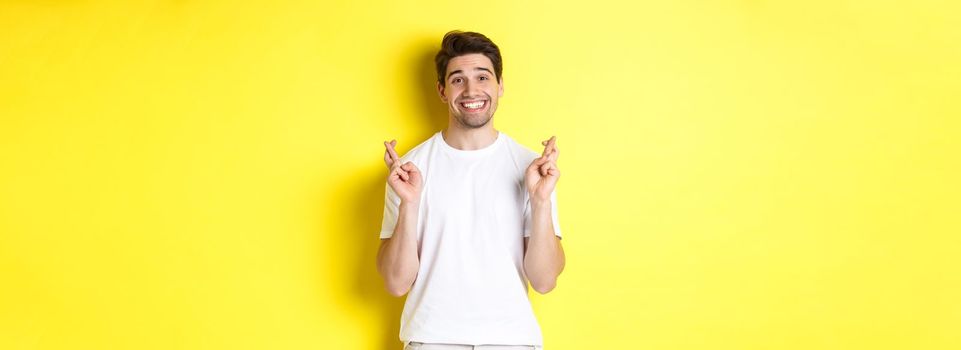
left=523, top=198, right=565, bottom=294
left=377, top=201, right=420, bottom=296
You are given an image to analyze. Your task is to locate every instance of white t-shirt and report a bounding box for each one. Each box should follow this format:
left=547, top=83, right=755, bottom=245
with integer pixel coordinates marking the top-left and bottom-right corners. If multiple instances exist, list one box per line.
left=380, top=131, right=562, bottom=347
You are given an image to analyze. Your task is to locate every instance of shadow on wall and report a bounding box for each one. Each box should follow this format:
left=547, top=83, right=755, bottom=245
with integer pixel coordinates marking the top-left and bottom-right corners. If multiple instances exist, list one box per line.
left=343, top=172, right=406, bottom=350
left=328, top=40, right=447, bottom=350
left=410, top=38, right=449, bottom=139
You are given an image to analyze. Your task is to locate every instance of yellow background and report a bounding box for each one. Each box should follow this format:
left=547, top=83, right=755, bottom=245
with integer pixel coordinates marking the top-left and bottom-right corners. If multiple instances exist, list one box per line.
left=2, top=1, right=959, bottom=349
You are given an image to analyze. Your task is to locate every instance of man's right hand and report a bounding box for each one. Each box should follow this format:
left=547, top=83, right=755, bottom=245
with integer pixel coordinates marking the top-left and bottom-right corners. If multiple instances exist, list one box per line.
left=383, top=139, right=423, bottom=204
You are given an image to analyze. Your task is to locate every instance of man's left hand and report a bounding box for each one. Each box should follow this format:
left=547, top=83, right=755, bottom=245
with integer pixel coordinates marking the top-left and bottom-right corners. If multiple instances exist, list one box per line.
left=525, top=136, right=560, bottom=202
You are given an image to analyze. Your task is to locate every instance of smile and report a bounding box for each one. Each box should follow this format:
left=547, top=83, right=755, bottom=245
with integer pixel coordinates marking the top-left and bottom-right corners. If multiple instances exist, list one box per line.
left=459, top=100, right=487, bottom=112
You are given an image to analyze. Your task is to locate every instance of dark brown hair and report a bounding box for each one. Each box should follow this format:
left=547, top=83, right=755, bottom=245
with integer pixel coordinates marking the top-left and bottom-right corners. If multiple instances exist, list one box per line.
left=435, top=31, right=503, bottom=86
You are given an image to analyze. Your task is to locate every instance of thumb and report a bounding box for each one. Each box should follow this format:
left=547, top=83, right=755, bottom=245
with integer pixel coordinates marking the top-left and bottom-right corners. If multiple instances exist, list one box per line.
left=402, top=162, right=422, bottom=174
left=401, top=161, right=418, bottom=171
left=529, top=156, right=549, bottom=168
left=528, top=157, right=548, bottom=174
left=403, top=162, right=423, bottom=183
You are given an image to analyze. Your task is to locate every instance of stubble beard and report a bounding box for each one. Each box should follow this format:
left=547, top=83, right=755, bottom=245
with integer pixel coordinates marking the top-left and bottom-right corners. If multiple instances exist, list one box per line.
left=452, top=100, right=496, bottom=129
left=455, top=112, right=494, bottom=129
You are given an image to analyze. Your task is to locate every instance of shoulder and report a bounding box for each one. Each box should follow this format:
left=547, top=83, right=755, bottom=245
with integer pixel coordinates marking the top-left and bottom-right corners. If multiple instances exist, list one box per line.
left=499, top=133, right=541, bottom=174
left=501, top=132, right=540, bottom=163
left=398, top=133, right=438, bottom=164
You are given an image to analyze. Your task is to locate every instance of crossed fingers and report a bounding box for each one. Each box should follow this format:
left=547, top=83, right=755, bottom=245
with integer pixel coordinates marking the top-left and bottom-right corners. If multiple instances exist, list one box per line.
left=538, top=136, right=559, bottom=176
left=383, top=139, right=399, bottom=169
left=541, top=136, right=559, bottom=162
left=384, top=139, right=413, bottom=182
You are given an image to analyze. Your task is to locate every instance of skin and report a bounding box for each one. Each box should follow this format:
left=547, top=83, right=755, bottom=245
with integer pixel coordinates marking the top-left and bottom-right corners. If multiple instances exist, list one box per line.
left=376, top=53, right=565, bottom=296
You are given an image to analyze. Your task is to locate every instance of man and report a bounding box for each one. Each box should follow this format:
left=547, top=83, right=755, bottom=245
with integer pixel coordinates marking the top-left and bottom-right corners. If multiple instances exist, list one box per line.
left=377, top=31, right=565, bottom=350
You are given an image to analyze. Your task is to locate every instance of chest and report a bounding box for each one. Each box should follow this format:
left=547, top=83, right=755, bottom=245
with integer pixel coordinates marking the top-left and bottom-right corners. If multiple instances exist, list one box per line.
left=422, top=155, right=527, bottom=230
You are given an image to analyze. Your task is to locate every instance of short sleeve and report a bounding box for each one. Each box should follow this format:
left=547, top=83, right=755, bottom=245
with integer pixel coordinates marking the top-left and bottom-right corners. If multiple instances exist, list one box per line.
left=523, top=189, right=562, bottom=239
left=379, top=182, right=401, bottom=239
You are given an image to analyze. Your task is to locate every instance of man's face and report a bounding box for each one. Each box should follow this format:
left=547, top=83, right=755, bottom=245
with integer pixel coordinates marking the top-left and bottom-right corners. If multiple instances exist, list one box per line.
left=438, top=53, right=504, bottom=129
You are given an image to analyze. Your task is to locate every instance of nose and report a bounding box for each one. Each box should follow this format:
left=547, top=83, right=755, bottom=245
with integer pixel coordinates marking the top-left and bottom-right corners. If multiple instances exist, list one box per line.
left=464, top=80, right=481, bottom=98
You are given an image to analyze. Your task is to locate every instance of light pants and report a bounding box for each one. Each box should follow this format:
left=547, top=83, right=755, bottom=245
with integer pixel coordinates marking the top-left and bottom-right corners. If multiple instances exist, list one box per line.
left=404, top=342, right=538, bottom=350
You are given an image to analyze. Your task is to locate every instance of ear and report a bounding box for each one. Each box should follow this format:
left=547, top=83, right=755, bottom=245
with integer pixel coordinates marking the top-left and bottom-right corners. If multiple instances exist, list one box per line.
left=498, top=77, right=504, bottom=97
left=437, top=81, right=448, bottom=103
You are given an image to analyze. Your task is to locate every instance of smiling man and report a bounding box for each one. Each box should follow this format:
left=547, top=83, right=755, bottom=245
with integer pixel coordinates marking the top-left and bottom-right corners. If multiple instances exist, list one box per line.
left=376, top=31, right=565, bottom=350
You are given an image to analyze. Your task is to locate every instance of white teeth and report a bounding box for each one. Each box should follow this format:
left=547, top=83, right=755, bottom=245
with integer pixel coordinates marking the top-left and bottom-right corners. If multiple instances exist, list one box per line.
left=462, top=101, right=484, bottom=109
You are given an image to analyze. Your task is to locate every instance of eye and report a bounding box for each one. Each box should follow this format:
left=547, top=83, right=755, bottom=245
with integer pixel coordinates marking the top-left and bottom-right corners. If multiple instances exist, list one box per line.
left=452, top=77, right=463, bottom=84
left=479, top=76, right=488, bottom=81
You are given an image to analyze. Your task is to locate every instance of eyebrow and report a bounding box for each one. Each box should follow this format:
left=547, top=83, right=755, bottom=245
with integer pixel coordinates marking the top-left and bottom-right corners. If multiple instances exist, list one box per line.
left=446, top=67, right=494, bottom=80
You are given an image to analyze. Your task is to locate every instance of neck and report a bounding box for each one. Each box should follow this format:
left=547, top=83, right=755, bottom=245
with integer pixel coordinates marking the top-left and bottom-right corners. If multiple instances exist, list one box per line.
left=441, top=121, right=498, bottom=151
